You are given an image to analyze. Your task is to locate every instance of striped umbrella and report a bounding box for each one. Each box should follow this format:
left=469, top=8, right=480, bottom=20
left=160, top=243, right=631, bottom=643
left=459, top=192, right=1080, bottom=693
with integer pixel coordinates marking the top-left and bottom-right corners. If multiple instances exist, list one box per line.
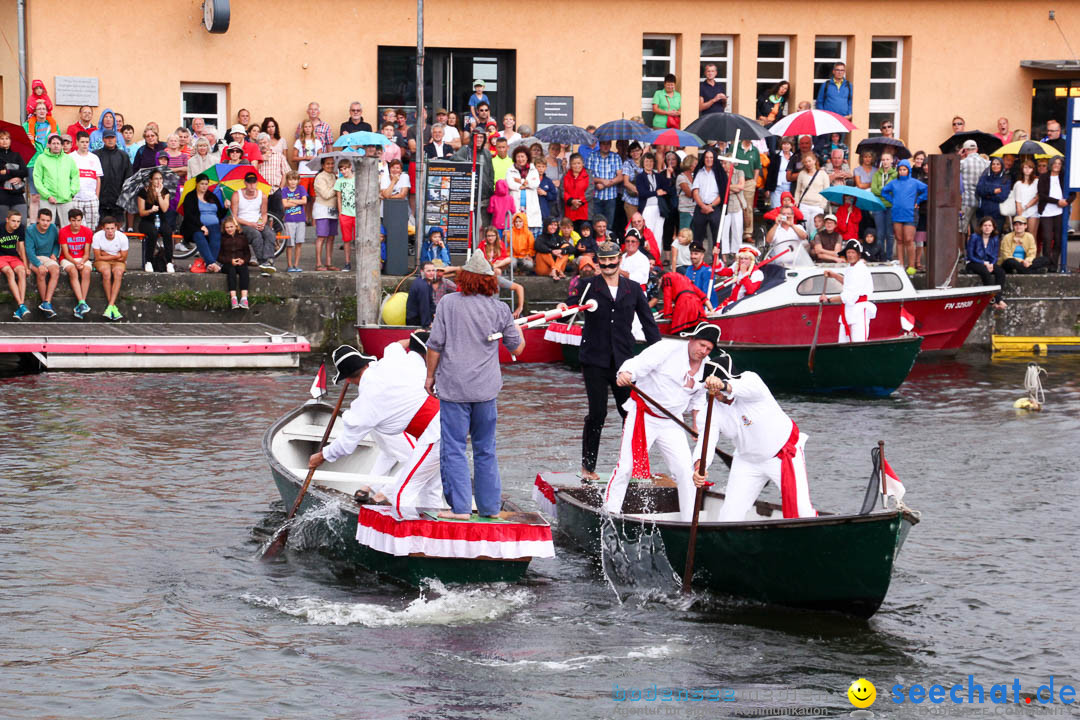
left=178, top=163, right=271, bottom=208
left=644, top=128, right=703, bottom=147
left=534, top=124, right=597, bottom=146
left=990, top=140, right=1063, bottom=158
left=769, top=110, right=856, bottom=137
left=593, top=119, right=651, bottom=142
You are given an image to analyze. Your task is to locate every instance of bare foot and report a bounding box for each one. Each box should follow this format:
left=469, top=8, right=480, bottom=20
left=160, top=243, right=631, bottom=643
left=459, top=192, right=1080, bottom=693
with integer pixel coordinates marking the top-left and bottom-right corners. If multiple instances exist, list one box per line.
left=371, top=492, right=388, bottom=503
left=580, top=468, right=600, bottom=481
left=437, top=510, right=472, bottom=520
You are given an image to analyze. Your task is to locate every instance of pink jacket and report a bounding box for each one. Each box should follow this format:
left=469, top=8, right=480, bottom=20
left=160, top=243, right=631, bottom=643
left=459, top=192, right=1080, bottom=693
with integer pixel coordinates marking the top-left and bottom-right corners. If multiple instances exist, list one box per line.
left=487, top=179, right=517, bottom=229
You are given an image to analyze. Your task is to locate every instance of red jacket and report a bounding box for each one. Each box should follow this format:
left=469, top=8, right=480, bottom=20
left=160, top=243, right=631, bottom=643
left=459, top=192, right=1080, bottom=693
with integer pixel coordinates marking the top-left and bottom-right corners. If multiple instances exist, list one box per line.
left=661, top=271, right=707, bottom=333
left=562, top=169, right=591, bottom=221
left=835, top=205, right=862, bottom=241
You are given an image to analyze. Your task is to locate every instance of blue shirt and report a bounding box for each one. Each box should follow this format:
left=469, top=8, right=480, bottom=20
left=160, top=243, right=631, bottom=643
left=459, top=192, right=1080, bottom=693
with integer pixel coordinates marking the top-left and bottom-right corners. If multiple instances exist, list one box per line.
left=24, top=222, right=59, bottom=266
left=682, top=263, right=718, bottom=306
left=468, top=93, right=490, bottom=111
left=621, top=160, right=641, bottom=205
left=816, top=78, right=853, bottom=117
left=586, top=151, right=622, bottom=201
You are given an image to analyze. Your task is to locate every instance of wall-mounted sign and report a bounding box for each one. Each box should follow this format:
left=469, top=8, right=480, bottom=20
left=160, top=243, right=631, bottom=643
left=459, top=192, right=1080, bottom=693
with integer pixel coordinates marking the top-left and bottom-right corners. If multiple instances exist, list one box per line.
left=535, top=96, right=574, bottom=129
left=53, top=76, right=99, bottom=106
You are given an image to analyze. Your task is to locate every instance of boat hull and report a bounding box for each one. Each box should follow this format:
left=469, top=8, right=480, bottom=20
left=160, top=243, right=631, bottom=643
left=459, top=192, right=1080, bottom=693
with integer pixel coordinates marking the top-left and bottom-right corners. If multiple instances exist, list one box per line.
left=356, top=324, right=564, bottom=363
left=542, top=477, right=917, bottom=618
left=264, top=404, right=534, bottom=586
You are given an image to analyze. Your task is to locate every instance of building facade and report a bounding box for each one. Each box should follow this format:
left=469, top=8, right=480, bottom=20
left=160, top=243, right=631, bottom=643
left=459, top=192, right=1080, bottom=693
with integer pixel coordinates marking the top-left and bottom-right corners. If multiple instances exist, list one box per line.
left=2, top=0, right=1078, bottom=152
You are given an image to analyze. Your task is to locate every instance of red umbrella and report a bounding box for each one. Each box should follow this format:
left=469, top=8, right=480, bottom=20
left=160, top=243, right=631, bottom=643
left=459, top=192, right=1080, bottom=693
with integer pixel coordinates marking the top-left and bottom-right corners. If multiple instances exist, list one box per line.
left=768, top=110, right=856, bottom=137
left=0, top=121, right=36, bottom=163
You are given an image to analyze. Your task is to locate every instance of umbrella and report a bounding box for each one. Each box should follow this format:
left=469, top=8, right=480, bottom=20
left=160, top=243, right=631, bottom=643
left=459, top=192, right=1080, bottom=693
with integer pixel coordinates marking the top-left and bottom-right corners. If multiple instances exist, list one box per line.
left=178, top=163, right=271, bottom=207
left=684, top=113, right=770, bottom=142
left=0, top=121, right=35, bottom=163
left=304, top=149, right=365, bottom=174
left=334, top=131, right=391, bottom=148
left=820, top=186, right=885, bottom=212
left=593, top=119, right=651, bottom=142
left=118, top=167, right=181, bottom=213
left=507, top=137, right=549, bottom=154
left=990, top=139, right=1063, bottom=159
left=938, top=131, right=1002, bottom=155
left=533, top=124, right=597, bottom=146
left=854, top=136, right=910, bottom=160
left=769, top=110, right=856, bottom=137
left=644, top=128, right=703, bottom=147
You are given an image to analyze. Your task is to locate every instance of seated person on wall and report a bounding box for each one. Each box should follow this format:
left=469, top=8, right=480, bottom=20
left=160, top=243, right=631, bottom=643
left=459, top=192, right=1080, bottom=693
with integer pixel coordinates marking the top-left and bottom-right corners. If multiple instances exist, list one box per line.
left=567, top=256, right=596, bottom=300
left=58, top=207, right=93, bottom=318
left=999, top=216, right=1051, bottom=274
left=861, top=230, right=887, bottom=263
left=966, top=216, right=1008, bottom=311
left=406, top=261, right=438, bottom=329
left=0, top=209, right=30, bottom=320
left=480, top=226, right=525, bottom=317
left=419, top=227, right=451, bottom=266
left=535, top=217, right=574, bottom=280
left=23, top=207, right=61, bottom=317
left=508, top=211, right=535, bottom=274
left=619, top=229, right=652, bottom=288
left=91, top=216, right=129, bottom=321
left=624, top=212, right=662, bottom=266
left=810, top=213, right=845, bottom=263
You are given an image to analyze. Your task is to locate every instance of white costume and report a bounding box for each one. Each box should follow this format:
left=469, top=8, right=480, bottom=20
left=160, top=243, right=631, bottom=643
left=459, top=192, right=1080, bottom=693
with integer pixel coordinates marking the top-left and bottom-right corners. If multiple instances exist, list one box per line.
left=837, top=259, right=877, bottom=343
left=323, top=342, right=443, bottom=512
left=604, top=339, right=711, bottom=521
left=700, top=370, right=816, bottom=522
left=621, top=249, right=651, bottom=287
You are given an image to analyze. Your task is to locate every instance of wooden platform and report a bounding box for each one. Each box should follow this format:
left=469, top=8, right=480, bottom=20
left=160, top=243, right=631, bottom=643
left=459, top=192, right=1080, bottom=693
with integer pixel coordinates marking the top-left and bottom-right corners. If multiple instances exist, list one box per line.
left=991, top=335, right=1080, bottom=355
left=0, top=322, right=309, bottom=370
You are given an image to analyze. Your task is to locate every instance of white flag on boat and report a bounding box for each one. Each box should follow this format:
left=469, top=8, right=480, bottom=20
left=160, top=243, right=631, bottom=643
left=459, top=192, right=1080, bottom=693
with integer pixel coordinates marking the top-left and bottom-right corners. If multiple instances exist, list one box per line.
left=309, top=363, right=327, bottom=399
left=880, top=452, right=905, bottom=503
left=900, top=307, right=915, bottom=332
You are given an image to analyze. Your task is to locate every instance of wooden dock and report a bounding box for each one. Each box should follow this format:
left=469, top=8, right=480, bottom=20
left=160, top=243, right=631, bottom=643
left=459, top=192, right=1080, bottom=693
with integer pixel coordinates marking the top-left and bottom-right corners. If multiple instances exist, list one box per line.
left=0, top=323, right=310, bottom=370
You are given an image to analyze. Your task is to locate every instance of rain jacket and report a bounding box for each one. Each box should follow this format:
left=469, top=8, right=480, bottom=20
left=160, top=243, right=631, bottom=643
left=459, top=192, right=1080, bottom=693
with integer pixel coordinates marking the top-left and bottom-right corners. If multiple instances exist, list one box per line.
left=93, top=143, right=132, bottom=208
left=966, top=233, right=1000, bottom=265
left=506, top=163, right=542, bottom=228
left=419, top=227, right=452, bottom=265
left=487, top=180, right=516, bottom=230
left=537, top=173, right=559, bottom=221
left=870, top=166, right=898, bottom=209
left=32, top=147, right=79, bottom=203
left=880, top=160, right=927, bottom=224
left=0, top=147, right=29, bottom=206
left=815, top=78, right=853, bottom=117
left=26, top=79, right=53, bottom=117
left=89, top=108, right=125, bottom=152
left=509, top=212, right=535, bottom=259
left=975, top=165, right=1011, bottom=220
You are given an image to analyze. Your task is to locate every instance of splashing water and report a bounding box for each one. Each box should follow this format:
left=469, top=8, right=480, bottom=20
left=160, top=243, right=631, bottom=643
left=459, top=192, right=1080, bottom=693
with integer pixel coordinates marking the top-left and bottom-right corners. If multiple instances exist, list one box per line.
left=256, top=497, right=351, bottom=557
left=600, top=517, right=680, bottom=604
left=241, top=579, right=532, bottom=627
left=443, top=642, right=677, bottom=673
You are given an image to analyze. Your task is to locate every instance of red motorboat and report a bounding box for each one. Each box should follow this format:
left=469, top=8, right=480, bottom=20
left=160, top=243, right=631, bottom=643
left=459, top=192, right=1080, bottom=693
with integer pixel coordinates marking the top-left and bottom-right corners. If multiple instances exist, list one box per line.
left=687, top=262, right=996, bottom=351
left=355, top=323, right=565, bottom=363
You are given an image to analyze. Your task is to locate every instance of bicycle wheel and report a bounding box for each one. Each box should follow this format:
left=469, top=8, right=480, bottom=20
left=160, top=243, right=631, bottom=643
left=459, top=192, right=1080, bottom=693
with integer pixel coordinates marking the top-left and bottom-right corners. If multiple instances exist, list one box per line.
left=266, top=214, right=288, bottom=258
left=172, top=233, right=198, bottom=259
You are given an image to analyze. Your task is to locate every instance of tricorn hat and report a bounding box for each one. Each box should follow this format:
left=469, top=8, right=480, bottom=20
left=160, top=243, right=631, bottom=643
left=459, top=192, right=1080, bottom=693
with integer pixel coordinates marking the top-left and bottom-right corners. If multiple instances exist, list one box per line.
left=461, top=251, right=494, bottom=276
left=408, top=330, right=429, bottom=357
left=842, top=239, right=864, bottom=257
left=708, top=349, right=741, bottom=379
left=331, top=344, right=375, bottom=384
left=679, top=322, right=721, bottom=348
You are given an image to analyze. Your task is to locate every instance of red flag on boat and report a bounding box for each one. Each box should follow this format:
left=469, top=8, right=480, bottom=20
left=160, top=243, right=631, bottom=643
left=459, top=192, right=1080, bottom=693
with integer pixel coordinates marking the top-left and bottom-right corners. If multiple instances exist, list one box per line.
left=900, top=307, right=915, bottom=332
left=309, top=363, right=327, bottom=399
left=880, top=452, right=905, bottom=503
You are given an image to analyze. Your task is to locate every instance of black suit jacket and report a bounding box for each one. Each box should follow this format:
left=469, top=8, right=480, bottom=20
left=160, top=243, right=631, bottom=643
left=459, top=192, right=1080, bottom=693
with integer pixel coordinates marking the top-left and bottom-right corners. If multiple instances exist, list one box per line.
left=570, top=275, right=661, bottom=369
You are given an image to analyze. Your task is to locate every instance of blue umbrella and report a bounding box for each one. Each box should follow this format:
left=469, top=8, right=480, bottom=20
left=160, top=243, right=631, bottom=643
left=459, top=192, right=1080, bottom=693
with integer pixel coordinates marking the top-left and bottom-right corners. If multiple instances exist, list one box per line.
left=534, top=124, right=597, bottom=146
left=820, top=186, right=885, bottom=212
left=643, top=128, right=704, bottom=147
left=593, top=119, right=651, bottom=142
left=334, top=131, right=391, bottom=148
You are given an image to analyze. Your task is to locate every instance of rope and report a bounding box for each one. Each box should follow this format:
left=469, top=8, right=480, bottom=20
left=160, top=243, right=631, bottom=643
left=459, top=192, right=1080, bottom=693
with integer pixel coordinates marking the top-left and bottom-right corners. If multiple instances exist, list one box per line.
left=1024, top=362, right=1047, bottom=406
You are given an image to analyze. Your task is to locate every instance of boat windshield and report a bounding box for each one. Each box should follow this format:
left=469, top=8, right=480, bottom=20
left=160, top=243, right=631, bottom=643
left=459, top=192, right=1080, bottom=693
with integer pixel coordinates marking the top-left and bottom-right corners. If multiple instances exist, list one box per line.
left=764, top=239, right=814, bottom=268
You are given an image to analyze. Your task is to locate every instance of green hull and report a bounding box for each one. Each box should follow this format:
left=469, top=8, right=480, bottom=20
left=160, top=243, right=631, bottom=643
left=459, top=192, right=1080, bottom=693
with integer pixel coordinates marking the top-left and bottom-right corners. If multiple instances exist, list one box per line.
left=551, top=483, right=917, bottom=618
left=265, top=406, right=532, bottom=586
left=718, top=336, right=923, bottom=397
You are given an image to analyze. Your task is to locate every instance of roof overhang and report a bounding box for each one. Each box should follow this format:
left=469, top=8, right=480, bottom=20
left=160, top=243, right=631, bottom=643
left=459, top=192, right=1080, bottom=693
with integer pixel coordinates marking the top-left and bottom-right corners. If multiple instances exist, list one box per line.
left=1020, top=60, right=1080, bottom=72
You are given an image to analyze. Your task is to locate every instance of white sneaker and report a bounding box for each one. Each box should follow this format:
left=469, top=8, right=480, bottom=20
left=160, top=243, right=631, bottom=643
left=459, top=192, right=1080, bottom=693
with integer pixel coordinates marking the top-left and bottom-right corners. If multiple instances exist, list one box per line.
left=166, top=263, right=175, bottom=273
left=144, top=262, right=153, bottom=272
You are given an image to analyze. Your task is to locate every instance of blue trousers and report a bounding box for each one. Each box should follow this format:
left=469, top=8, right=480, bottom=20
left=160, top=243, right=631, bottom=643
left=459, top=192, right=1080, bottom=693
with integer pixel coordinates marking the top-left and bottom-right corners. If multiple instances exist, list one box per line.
left=193, top=224, right=222, bottom=265
left=593, top=198, right=616, bottom=229
left=439, top=399, right=501, bottom=516
left=872, top=208, right=894, bottom=259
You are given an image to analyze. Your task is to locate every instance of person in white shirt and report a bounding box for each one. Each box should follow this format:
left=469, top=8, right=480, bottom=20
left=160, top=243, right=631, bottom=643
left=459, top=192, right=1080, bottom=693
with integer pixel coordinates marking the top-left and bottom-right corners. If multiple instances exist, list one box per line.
left=619, top=229, right=651, bottom=287
left=820, top=239, right=876, bottom=342
left=696, top=349, right=816, bottom=522
left=308, top=337, right=443, bottom=513
left=765, top=206, right=808, bottom=268
left=90, top=217, right=128, bottom=320
left=433, top=108, right=460, bottom=149
left=604, top=323, right=721, bottom=521
left=690, top=149, right=726, bottom=249
left=69, top=132, right=103, bottom=230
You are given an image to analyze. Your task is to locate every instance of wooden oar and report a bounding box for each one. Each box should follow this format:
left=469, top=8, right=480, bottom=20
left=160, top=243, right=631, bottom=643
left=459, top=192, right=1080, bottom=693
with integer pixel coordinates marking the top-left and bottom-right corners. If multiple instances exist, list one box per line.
left=682, top=392, right=714, bottom=593
left=631, top=384, right=732, bottom=468
left=261, top=384, right=350, bottom=561
left=807, top=296, right=826, bottom=373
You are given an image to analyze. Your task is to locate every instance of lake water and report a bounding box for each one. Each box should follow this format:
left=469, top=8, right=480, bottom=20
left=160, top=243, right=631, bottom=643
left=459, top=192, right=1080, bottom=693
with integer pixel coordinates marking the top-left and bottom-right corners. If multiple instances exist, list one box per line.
left=2, top=353, right=1078, bottom=719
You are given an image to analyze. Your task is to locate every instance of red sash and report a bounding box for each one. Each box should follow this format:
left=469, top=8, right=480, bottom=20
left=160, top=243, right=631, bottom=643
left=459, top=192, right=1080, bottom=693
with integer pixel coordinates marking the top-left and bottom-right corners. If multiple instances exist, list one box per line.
left=839, top=297, right=868, bottom=339
left=405, top=394, right=440, bottom=438
left=630, top=390, right=662, bottom=479
left=777, top=421, right=802, bottom=519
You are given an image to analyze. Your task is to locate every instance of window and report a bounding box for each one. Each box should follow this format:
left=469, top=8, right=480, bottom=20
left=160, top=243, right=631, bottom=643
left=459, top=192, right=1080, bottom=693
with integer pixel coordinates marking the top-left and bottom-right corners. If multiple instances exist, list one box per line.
left=180, top=83, right=226, bottom=132
left=813, top=37, right=848, bottom=105
left=642, top=35, right=676, bottom=125
left=699, top=35, right=734, bottom=109
left=756, top=37, right=790, bottom=109
left=867, top=38, right=903, bottom=137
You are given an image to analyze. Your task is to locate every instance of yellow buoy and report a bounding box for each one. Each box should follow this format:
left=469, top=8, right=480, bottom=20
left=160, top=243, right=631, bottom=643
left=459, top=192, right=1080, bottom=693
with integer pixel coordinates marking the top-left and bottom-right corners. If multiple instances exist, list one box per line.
left=380, top=292, right=408, bottom=326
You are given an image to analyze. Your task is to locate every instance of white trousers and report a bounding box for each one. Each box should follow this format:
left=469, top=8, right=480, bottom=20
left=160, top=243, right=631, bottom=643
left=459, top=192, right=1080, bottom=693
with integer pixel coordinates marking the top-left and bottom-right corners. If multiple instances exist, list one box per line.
left=642, top=198, right=664, bottom=250
left=715, top=433, right=813, bottom=522
left=603, top=402, right=697, bottom=521
left=800, top=203, right=824, bottom=231
left=721, top=210, right=743, bottom=255
left=837, top=301, right=875, bottom=343
left=381, top=436, right=444, bottom=513
left=371, top=431, right=416, bottom=476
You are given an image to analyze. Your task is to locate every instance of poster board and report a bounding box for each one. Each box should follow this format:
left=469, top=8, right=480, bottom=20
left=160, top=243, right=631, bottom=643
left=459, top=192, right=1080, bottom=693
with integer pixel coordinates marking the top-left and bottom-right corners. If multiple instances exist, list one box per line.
left=423, top=160, right=480, bottom=253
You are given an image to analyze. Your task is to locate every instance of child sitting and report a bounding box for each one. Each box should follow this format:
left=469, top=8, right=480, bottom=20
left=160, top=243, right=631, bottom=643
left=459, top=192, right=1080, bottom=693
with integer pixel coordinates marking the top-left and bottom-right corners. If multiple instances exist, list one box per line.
left=862, top=230, right=887, bottom=262
left=420, top=227, right=452, bottom=265
left=670, top=226, right=694, bottom=273
left=762, top=190, right=805, bottom=223
left=508, top=212, right=535, bottom=273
